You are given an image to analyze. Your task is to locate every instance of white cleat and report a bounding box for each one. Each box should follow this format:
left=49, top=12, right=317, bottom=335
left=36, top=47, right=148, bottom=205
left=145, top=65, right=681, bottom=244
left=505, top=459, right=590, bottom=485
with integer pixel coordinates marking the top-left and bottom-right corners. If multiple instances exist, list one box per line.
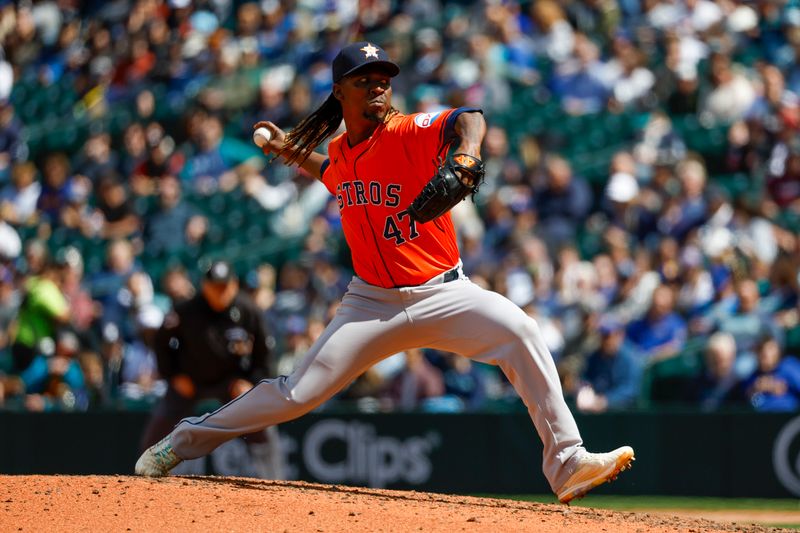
left=135, top=434, right=183, bottom=477
left=556, top=445, right=635, bottom=504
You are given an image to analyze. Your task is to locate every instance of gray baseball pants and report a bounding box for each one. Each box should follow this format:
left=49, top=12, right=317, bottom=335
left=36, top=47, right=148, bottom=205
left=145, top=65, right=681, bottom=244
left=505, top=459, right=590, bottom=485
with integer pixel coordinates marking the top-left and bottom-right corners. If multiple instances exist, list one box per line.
left=170, top=271, right=584, bottom=491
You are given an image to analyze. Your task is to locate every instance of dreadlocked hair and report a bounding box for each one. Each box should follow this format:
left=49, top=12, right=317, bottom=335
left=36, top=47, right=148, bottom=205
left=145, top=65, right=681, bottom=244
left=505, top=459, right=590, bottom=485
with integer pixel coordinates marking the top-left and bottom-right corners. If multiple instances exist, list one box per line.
left=279, top=94, right=343, bottom=166
left=279, top=95, right=400, bottom=166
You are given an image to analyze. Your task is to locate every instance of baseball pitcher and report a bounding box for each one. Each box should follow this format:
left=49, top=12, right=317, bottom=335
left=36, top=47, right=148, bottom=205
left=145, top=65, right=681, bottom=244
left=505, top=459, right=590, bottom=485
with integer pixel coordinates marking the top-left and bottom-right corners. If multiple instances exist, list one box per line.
left=137, top=41, right=634, bottom=503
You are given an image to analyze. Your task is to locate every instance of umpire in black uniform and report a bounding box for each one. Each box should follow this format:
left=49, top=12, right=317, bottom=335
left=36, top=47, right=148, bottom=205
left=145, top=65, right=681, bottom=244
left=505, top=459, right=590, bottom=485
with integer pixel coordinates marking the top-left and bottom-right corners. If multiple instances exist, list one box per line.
left=140, top=260, right=282, bottom=478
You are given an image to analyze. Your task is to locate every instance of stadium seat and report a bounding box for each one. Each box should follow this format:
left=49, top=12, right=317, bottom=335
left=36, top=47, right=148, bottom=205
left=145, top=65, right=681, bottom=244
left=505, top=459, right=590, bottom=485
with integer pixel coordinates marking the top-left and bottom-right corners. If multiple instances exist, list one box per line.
left=710, top=173, right=750, bottom=197
left=787, top=326, right=800, bottom=357
left=208, top=194, right=226, bottom=215
left=639, top=338, right=705, bottom=408
left=0, top=349, right=12, bottom=374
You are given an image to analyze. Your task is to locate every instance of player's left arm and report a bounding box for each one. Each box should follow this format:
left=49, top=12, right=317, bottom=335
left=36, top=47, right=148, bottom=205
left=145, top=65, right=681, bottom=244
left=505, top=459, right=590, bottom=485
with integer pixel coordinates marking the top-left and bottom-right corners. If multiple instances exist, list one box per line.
left=452, top=111, right=487, bottom=159
left=405, top=110, right=488, bottom=224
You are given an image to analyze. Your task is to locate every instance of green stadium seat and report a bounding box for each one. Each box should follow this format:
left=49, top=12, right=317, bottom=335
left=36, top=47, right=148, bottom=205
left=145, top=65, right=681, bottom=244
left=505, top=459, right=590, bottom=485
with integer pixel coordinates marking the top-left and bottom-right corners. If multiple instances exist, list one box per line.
left=133, top=196, right=153, bottom=217
left=110, top=108, right=132, bottom=134
left=710, top=173, right=749, bottom=197
left=208, top=194, right=226, bottom=215
left=225, top=210, right=245, bottom=231
left=60, top=122, right=79, bottom=149
left=775, top=210, right=800, bottom=232
left=787, top=326, right=800, bottom=356
left=0, top=348, right=12, bottom=374
left=601, top=112, right=624, bottom=136
left=20, top=99, right=40, bottom=122
left=48, top=226, right=70, bottom=249
left=79, top=238, right=107, bottom=274
left=244, top=221, right=265, bottom=242
left=10, top=84, right=28, bottom=105
left=205, top=220, right=225, bottom=243
left=16, top=225, right=38, bottom=243
left=525, top=115, right=545, bottom=135
left=640, top=337, right=705, bottom=408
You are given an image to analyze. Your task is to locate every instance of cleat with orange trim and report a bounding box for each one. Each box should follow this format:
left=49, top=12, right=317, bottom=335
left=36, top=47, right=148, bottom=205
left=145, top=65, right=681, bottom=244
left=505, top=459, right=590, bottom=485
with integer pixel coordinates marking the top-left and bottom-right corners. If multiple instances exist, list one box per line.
left=556, top=446, right=635, bottom=504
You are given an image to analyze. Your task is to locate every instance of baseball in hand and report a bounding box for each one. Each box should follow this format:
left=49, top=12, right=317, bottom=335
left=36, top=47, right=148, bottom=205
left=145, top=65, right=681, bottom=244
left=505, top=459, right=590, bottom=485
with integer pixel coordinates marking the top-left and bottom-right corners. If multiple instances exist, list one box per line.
left=253, top=127, right=272, bottom=147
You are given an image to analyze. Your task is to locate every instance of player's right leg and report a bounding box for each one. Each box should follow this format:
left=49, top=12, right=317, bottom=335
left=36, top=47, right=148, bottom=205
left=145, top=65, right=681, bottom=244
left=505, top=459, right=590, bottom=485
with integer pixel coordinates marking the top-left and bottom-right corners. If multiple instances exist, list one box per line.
left=136, top=279, right=414, bottom=477
left=404, top=278, right=634, bottom=502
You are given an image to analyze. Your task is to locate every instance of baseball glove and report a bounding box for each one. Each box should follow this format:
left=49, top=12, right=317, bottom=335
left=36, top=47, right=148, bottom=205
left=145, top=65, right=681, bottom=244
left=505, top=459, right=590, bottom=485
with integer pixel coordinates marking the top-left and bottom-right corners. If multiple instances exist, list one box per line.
left=407, top=153, right=485, bottom=223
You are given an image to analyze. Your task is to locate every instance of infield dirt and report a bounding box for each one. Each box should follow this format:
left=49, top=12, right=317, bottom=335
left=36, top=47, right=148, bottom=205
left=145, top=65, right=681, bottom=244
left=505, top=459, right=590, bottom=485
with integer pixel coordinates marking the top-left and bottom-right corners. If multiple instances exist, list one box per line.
left=0, top=475, right=793, bottom=532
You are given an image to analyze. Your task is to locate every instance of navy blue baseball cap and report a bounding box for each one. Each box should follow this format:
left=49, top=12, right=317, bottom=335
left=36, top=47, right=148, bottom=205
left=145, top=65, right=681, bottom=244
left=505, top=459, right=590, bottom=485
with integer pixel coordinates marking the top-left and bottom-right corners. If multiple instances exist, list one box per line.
left=332, top=41, right=400, bottom=83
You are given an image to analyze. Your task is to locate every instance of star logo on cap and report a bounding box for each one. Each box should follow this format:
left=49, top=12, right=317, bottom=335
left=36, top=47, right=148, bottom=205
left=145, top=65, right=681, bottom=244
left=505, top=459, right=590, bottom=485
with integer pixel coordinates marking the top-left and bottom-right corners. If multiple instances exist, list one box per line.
left=361, top=43, right=379, bottom=59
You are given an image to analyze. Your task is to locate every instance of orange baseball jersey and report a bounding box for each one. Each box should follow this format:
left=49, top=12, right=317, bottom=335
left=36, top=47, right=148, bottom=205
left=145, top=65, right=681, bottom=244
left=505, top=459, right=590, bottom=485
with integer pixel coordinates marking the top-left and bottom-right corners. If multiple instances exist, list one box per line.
left=320, top=107, right=482, bottom=288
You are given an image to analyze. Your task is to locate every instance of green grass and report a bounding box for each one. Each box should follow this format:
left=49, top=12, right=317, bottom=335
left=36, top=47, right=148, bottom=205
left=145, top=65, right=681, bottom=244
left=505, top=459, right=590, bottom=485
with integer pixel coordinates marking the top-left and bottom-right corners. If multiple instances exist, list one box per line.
left=472, top=495, right=800, bottom=529
left=482, top=494, right=800, bottom=512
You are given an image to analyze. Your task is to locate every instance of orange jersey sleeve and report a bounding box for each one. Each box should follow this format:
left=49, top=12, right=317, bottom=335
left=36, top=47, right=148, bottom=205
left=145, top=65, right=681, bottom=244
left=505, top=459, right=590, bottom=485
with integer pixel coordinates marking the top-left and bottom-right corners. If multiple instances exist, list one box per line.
left=321, top=107, right=482, bottom=288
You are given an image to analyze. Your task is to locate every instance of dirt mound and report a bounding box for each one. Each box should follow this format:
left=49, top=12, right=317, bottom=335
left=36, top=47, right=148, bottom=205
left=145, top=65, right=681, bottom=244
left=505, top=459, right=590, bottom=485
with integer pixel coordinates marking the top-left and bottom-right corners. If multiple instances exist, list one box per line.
left=0, top=475, right=790, bottom=533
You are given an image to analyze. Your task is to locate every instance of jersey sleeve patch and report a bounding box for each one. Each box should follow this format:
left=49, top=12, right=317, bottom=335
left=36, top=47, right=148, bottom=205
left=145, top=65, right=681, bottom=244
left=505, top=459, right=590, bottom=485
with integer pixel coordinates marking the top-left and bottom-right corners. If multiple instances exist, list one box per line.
left=413, top=111, right=443, bottom=128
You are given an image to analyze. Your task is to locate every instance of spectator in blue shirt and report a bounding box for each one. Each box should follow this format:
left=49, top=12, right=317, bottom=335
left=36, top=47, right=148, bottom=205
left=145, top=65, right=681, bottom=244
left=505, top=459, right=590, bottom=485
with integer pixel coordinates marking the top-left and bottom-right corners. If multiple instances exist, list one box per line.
left=443, top=353, right=487, bottom=411
left=626, top=284, right=687, bottom=363
left=712, top=278, right=784, bottom=378
left=0, top=102, right=28, bottom=184
left=143, top=175, right=207, bottom=257
left=90, top=239, right=145, bottom=336
left=657, top=158, right=708, bottom=242
left=181, top=114, right=238, bottom=194
left=577, top=317, right=642, bottom=412
left=18, top=330, right=86, bottom=411
left=738, top=338, right=800, bottom=412
left=36, top=152, right=73, bottom=227
left=550, top=33, right=609, bottom=115
left=533, top=155, right=593, bottom=254
left=425, top=351, right=488, bottom=412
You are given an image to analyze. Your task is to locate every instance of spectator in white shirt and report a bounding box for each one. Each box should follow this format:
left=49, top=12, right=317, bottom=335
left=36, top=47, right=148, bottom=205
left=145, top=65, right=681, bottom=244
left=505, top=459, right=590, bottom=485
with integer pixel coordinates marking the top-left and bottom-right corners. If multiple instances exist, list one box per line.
left=701, top=53, right=757, bottom=123
left=0, top=161, right=41, bottom=225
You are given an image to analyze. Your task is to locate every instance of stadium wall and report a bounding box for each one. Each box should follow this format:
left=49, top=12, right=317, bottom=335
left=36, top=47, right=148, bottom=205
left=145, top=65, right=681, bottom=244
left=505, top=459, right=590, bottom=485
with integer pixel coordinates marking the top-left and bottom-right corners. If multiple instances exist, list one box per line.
left=2, top=411, right=799, bottom=498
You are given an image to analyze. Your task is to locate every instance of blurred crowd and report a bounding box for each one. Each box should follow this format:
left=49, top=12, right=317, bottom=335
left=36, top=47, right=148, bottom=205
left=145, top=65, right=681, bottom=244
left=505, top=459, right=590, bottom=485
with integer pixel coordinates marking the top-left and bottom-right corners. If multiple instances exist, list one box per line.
left=0, top=0, right=799, bottom=413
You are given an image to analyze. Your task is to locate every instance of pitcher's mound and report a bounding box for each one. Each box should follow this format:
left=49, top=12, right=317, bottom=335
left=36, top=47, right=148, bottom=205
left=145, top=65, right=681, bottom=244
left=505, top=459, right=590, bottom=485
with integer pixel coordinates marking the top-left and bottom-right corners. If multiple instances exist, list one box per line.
left=0, top=475, right=788, bottom=532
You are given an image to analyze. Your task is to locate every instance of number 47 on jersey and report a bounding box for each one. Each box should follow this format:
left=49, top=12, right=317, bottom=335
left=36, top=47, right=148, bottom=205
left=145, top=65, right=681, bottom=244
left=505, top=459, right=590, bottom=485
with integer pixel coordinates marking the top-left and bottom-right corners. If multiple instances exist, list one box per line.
left=384, top=209, right=419, bottom=245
